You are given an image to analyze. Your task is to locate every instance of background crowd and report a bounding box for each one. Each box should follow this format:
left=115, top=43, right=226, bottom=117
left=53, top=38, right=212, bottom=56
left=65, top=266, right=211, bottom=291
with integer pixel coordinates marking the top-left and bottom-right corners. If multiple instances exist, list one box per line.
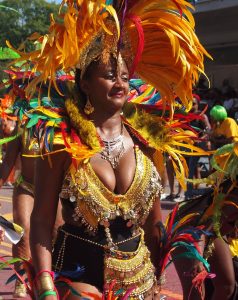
left=162, top=77, right=238, bottom=202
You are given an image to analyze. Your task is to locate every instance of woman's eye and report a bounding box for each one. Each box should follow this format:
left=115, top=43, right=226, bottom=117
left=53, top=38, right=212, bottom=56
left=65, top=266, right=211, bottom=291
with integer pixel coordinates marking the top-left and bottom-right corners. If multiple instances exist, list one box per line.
left=105, top=73, right=115, bottom=80
left=121, top=76, right=129, bottom=82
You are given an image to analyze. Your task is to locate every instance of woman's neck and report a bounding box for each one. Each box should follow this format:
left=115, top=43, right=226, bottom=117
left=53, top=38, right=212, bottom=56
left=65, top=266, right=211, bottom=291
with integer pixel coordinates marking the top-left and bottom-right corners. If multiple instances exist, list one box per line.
left=92, top=112, right=122, bottom=139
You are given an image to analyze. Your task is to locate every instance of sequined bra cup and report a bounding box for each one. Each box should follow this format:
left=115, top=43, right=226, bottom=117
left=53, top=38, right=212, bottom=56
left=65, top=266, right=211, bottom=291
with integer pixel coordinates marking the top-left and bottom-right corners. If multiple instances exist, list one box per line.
left=60, top=147, right=162, bottom=234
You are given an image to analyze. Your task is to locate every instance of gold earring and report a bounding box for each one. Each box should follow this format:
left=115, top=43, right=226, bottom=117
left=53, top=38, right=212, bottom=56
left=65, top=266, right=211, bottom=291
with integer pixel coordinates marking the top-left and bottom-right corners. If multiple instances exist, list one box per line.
left=84, top=96, right=94, bottom=115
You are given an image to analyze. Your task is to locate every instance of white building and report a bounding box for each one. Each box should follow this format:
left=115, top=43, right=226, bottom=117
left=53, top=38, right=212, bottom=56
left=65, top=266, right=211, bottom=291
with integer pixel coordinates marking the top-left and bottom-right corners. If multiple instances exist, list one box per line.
left=194, top=0, right=238, bottom=91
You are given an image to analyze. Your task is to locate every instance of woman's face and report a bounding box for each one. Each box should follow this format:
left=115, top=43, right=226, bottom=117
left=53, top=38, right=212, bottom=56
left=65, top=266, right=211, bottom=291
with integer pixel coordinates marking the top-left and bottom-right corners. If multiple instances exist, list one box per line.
left=80, top=57, right=129, bottom=113
left=1, top=119, right=15, bottom=136
left=191, top=97, right=199, bottom=113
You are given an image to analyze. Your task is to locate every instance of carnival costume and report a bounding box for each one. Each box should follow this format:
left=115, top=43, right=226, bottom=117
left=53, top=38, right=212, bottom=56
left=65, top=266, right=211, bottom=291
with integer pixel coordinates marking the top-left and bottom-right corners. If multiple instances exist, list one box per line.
left=0, top=1, right=216, bottom=299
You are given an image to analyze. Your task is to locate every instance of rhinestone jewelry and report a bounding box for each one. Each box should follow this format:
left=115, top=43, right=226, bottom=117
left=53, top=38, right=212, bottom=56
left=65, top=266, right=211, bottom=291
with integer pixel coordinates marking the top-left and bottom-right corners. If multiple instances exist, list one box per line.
left=100, top=123, right=125, bottom=169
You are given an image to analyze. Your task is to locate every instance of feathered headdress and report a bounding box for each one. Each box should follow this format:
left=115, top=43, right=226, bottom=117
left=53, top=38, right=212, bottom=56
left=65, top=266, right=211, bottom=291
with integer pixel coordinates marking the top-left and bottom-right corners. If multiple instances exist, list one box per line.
left=1, top=0, right=212, bottom=188
left=7, top=0, right=210, bottom=114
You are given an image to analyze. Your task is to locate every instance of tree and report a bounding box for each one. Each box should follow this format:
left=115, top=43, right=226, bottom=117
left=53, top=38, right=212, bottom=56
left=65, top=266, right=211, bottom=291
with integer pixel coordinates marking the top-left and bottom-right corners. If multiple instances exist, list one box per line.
left=0, top=0, right=60, bottom=85
left=0, top=0, right=60, bottom=49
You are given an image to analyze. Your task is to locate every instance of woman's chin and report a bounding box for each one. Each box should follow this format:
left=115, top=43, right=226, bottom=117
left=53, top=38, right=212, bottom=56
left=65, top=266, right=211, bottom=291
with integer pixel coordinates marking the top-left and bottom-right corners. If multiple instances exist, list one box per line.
left=111, top=97, right=127, bottom=107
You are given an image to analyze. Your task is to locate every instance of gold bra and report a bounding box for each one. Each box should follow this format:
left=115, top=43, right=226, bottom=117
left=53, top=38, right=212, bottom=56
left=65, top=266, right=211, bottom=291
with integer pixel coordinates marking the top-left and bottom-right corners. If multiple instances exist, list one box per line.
left=60, top=147, right=162, bottom=233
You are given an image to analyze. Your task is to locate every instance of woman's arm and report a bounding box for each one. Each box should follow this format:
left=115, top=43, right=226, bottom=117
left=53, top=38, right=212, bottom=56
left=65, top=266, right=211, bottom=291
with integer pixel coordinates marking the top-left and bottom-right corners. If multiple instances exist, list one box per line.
left=142, top=149, right=163, bottom=273
left=30, top=150, right=71, bottom=273
left=0, top=226, right=4, bottom=243
left=202, top=113, right=211, bottom=132
left=0, top=136, right=21, bottom=188
left=143, top=197, right=162, bottom=276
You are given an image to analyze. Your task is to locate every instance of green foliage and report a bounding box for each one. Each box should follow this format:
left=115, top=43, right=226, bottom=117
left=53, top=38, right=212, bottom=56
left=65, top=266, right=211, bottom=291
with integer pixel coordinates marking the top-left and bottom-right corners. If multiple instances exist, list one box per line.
left=0, top=0, right=60, bottom=92
left=0, top=0, right=60, bottom=49
left=0, top=60, right=9, bottom=93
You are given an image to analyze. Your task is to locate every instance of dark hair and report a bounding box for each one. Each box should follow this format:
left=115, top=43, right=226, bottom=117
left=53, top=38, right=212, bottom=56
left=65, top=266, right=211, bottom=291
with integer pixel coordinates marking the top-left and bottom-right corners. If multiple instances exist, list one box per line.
left=74, top=59, right=101, bottom=108
left=74, top=68, right=87, bottom=109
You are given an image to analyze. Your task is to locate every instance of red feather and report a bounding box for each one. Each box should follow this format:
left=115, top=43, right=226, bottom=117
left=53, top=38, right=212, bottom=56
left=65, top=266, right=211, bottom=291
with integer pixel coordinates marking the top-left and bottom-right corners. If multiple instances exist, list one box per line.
left=126, top=14, right=144, bottom=78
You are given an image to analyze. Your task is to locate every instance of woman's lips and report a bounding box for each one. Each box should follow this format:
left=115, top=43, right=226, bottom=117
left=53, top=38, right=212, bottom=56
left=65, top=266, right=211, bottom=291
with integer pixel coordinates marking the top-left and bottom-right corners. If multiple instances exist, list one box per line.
left=110, top=91, right=125, bottom=98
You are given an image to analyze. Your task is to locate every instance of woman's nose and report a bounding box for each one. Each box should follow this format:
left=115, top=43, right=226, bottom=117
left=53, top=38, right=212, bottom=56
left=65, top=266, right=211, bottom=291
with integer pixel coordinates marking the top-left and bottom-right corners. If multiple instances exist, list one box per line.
left=114, top=76, right=124, bottom=88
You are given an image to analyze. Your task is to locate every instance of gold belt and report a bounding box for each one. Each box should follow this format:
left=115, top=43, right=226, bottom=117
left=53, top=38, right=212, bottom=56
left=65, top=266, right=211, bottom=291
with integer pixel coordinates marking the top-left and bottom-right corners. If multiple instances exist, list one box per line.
left=104, top=230, right=156, bottom=299
left=55, top=227, right=156, bottom=299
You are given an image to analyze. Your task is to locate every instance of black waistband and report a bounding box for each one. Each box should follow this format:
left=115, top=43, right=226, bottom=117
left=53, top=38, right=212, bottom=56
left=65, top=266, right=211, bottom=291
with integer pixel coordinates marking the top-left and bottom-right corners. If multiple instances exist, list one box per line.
left=60, top=222, right=140, bottom=252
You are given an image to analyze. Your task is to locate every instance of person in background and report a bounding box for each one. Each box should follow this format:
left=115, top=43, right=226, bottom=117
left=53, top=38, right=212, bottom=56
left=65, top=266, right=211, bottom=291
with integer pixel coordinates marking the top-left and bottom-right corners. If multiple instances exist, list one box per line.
left=228, top=224, right=238, bottom=284
left=0, top=226, right=4, bottom=243
left=210, top=105, right=238, bottom=150
left=0, top=125, right=36, bottom=298
left=0, top=119, right=19, bottom=186
left=164, top=155, right=183, bottom=201
left=0, top=122, right=63, bottom=298
left=185, top=94, right=211, bottom=200
left=221, top=79, right=235, bottom=98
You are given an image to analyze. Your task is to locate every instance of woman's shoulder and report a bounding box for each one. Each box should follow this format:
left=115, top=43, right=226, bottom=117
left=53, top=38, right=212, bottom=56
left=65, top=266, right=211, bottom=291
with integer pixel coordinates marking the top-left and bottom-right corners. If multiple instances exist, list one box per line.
left=137, top=144, right=162, bottom=174
left=38, top=144, right=72, bottom=174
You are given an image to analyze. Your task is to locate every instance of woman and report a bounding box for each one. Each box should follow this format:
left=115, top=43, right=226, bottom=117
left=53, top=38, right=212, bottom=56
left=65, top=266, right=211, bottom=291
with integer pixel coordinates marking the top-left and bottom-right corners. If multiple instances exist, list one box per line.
left=171, top=190, right=238, bottom=300
left=185, top=94, right=211, bottom=199
left=30, top=55, right=163, bottom=299
left=0, top=118, right=63, bottom=298
left=0, top=226, right=4, bottom=242
left=170, top=140, right=238, bottom=300
left=167, top=106, right=238, bottom=300
left=0, top=128, right=35, bottom=298
left=6, top=1, right=210, bottom=299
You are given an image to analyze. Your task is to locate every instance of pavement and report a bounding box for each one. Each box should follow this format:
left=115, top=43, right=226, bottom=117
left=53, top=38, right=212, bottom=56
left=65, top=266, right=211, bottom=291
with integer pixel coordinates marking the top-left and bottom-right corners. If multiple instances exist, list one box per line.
left=0, top=185, right=184, bottom=300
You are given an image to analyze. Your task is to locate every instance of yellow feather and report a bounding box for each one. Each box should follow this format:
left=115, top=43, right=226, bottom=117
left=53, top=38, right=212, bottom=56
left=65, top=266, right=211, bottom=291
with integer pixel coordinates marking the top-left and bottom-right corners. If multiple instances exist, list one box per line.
left=28, top=107, right=61, bottom=119
left=234, top=142, right=238, bottom=157
left=173, top=213, right=200, bottom=232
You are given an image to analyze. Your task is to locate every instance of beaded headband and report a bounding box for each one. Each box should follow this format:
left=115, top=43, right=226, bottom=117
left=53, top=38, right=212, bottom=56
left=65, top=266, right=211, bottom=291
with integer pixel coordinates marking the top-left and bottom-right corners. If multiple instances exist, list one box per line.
left=77, top=19, right=133, bottom=79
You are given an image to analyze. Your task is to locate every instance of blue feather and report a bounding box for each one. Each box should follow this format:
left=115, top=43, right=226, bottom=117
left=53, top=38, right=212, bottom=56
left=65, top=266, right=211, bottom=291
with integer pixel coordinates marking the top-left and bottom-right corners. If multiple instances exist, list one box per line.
left=55, top=264, right=85, bottom=280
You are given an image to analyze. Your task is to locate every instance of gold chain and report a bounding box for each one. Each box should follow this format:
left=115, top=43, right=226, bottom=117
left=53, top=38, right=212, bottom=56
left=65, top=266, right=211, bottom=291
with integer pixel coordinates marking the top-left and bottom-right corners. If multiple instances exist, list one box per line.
left=59, top=228, right=141, bottom=249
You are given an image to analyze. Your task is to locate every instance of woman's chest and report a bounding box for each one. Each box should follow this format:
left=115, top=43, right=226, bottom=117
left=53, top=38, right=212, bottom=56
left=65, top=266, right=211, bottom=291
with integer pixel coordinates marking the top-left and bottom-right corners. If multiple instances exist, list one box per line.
left=60, top=148, right=162, bottom=232
left=89, top=147, right=136, bottom=195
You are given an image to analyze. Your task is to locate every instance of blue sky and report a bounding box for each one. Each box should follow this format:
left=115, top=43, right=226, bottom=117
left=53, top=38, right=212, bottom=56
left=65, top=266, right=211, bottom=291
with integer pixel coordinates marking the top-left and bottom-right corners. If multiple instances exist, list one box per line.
left=47, top=0, right=61, bottom=3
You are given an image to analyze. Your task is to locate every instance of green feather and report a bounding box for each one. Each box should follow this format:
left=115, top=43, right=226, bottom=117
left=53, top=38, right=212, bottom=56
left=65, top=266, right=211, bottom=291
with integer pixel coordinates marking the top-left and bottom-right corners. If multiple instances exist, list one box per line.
left=0, top=134, right=20, bottom=145
left=210, top=155, right=227, bottom=173
left=214, top=143, right=234, bottom=156
left=26, top=115, right=47, bottom=128
left=49, top=127, right=55, bottom=150
left=0, top=47, right=20, bottom=60
left=0, top=257, right=23, bottom=270
left=212, top=193, right=225, bottom=238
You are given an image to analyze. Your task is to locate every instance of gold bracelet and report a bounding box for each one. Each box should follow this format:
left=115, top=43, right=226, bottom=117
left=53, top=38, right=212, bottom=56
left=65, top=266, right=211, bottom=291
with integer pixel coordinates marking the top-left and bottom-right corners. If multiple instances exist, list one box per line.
left=35, top=273, right=55, bottom=296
